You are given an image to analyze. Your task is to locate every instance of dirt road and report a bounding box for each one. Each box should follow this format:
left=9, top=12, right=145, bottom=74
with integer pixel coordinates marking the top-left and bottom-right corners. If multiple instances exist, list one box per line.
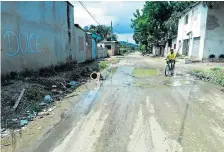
left=30, top=53, right=224, bottom=152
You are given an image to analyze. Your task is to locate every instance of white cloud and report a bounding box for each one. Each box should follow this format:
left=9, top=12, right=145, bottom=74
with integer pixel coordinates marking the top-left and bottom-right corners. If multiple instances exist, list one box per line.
left=70, top=1, right=145, bottom=43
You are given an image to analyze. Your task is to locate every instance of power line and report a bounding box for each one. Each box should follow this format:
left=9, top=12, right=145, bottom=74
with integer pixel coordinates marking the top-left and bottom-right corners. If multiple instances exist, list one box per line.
left=78, top=1, right=101, bottom=25
left=78, top=1, right=120, bottom=35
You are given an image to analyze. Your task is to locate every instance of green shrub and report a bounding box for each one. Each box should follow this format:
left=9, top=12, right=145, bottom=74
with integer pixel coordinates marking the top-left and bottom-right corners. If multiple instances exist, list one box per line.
left=99, top=61, right=108, bottom=70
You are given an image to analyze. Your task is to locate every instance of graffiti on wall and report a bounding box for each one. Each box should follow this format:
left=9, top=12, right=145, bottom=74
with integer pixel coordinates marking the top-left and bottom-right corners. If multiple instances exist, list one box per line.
left=3, top=31, right=40, bottom=56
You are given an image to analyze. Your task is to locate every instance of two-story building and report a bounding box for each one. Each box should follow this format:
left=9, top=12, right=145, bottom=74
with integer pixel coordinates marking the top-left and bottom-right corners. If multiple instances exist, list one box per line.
left=176, top=2, right=224, bottom=60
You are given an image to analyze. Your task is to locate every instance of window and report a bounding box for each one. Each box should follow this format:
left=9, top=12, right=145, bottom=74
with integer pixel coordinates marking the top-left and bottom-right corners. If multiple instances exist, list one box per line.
left=105, top=45, right=111, bottom=49
left=174, top=44, right=176, bottom=49
left=168, top=39, right=172, bottom=47
left=185, top=14, right=189, bottom=24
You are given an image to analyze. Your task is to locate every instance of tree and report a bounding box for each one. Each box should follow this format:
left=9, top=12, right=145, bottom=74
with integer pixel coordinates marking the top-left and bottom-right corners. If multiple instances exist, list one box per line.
left=86, top=25, right=118, bottom=41
left=131, top=2, right=194, bottom=49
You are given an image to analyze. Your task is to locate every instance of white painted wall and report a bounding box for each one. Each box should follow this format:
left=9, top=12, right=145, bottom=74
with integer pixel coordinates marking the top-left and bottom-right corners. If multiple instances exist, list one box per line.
left=97, top=42, right=105, bottom=48
left=152, top=45, right=160, bottom=56
left=176, top=3, right=208, bottom=60
left=203, top=3, right=224, bottom=59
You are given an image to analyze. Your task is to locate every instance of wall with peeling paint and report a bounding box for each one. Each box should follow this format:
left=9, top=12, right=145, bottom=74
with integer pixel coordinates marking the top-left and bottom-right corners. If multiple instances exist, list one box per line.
left=1, top=1, right=75, bottom=74
left=204, top=3, right=224, bottom=59
left=176, top=3, right=208, bottom=60
left=74, top=26, right=86, bottom=63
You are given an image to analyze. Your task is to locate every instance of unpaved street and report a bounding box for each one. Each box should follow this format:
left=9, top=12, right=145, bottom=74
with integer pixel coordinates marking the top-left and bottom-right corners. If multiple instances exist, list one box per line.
left=32, top=53, right=224, bottom=152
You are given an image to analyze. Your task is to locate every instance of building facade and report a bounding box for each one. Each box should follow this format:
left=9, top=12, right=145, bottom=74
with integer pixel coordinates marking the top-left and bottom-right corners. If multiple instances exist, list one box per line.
left=176, top=2, right=224, bottom=60
left=1, top=1, right=75, bottom=74
left=74, top=24, right=86, bottom=63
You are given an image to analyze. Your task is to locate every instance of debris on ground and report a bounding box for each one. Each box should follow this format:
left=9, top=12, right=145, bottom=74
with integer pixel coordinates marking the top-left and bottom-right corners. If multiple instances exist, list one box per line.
left=1, top=61, right=100, bottom=133
left=20, top=120, right=28, bottom=126
left=12, top=88, right=26, bottom=110
left=67, top=81, right=79, bottom=88
left=44, top=95, right=53, bottom=103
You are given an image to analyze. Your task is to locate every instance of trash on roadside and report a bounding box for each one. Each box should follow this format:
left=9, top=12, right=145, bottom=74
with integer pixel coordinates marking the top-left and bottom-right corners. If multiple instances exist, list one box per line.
left=38, top=111, right=49, bottom=117
left=39, top=102, right=48, bottom=107
left=48, top=108, right=53, bottom=112
left=38, top=115, right=43, bottom=119
left=1, top=128, right=6, bottom=132
left=1, top=130, right=10, bottom=138
left=26, top=111, right=34, bottom=121
left=11, top=118, right=18, bottom=122
left=67, top=81, right=78, bottom=88
left=44, top=95, right=53, bottom=103
left=52, top=85, right=57, bottom=88
left=21, top=126, right=27, bottom=131
left=20, top=119, right=28, bottom=126
left=52, top=89, right=57, bottom=93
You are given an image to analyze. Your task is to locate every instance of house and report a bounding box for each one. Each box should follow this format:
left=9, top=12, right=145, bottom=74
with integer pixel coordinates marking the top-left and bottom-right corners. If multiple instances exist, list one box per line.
left=164, top=36, right=177, bottom=57
left=152, top=41, right=165, bottom=57
left=74, top=24, right=86, bottom=63
left=86, top=32, right=102, bottom=60
left=176, top=2, right=224, bottom=60
left=97, top=41, right=119, bottom=56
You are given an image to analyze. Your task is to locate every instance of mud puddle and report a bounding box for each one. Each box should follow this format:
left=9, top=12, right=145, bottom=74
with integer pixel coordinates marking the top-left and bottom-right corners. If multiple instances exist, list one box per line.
left=132, top=68, right=158, bottom=77
left=31, top=81, right=103, bottom=152
left=163, top=79, right=192, bottom=87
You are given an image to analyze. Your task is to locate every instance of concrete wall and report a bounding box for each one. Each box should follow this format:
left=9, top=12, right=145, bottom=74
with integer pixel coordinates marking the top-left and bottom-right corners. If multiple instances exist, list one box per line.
left=152, top=45, right=160, bottom=56
left=74, top=26, right=86, bottom=63
left=203, top=3, right=224, bottom=59
left=1, top=1, right=75, bottom=74
left=176, top=3, right=208, bottom=60
left=86, top=34, right=92, bottom=60
left=97, top=47, right=107, bottom=58
left=102, top=42, right=117, bottom=56
left=164, top=42, right=170, bottom=57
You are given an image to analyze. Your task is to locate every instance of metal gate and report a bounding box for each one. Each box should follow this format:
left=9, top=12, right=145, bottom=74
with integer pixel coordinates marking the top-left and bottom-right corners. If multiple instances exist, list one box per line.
left=191, top=37, right=200, bottom=58
left=92, top=39, right=97, bottom=59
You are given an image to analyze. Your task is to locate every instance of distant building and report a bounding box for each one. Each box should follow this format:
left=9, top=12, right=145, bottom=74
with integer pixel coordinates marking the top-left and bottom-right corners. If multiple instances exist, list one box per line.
left=176, top=2, right=224, bottom=60
left=97, top=41, right=119, bottom=56
left=74, top=24, right=87, bottom=63
left=164, top=36, right=177, bottom=57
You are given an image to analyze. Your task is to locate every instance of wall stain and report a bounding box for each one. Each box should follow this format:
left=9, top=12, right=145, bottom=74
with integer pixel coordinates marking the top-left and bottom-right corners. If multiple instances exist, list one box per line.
left=67, top=2, right=71, bottom=43
left=206, top=15, right=219, bottom=30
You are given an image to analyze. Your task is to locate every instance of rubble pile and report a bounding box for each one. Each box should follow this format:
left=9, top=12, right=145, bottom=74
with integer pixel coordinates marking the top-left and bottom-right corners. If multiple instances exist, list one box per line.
left=1, top=61, right=99, bottom=136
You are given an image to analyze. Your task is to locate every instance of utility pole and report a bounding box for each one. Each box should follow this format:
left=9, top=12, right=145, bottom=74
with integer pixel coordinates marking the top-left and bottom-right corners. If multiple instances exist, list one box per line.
left=111, top=20, right=113, bottom=53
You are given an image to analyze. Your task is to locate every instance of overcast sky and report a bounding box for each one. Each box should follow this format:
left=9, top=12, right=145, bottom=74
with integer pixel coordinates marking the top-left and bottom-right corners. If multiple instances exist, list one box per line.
left=70, top=1, right=145, bottom=44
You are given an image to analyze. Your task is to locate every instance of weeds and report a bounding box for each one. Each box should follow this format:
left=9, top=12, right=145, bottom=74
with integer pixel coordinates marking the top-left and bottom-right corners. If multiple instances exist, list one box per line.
left=99, top=61, right=108, bottom=70
left=190, top=68, right=224, bottom=87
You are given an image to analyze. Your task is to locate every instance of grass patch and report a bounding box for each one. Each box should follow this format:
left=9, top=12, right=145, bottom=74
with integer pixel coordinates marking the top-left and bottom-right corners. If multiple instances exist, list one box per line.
left=99, top=61, right=108, bottom=70
left=132, top=68, right=157, bottom=77
left=110, top=58, right=119, bottom=64
left=189, top=68, right=224, bottom=87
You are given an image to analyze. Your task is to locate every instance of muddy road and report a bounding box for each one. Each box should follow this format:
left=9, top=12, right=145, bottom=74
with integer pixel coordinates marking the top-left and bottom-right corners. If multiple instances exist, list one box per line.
left=31, top=53, right=224, bottom=152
